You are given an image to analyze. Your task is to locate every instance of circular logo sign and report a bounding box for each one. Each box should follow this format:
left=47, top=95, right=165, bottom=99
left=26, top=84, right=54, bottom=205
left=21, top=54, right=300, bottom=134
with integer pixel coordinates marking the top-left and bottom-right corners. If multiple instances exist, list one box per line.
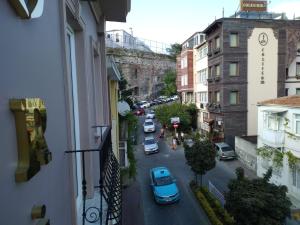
left=258, top=32, right=268, bottom=46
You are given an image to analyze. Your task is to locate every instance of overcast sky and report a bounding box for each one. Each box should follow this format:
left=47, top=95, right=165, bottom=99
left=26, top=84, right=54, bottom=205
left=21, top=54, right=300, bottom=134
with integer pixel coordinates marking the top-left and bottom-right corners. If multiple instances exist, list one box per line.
left=106, top=0, right=300, bottom=45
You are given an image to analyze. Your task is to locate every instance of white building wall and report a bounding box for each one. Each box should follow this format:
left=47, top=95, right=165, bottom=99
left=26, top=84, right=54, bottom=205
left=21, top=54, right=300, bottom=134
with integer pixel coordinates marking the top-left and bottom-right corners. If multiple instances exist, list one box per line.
left=247, top=28, right=278, bottom=135
left=257, top=105, right=300, bottom=205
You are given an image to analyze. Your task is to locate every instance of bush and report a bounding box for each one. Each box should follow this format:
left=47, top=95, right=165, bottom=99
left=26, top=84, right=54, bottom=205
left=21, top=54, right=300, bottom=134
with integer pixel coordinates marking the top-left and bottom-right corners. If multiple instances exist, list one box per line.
left=200, top=187, right=234, bottom=225
left=190, top=182, right=223, bottom=225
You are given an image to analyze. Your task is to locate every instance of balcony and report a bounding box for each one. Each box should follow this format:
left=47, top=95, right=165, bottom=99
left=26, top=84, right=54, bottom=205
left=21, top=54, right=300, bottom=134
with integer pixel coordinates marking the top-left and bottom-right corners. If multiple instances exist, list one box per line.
left=213, top=47, right=221, bottom=54
left=214, top=76, right=220, bottom=81
left=207, top=77, right=213, bottom=83
left=207, top=51, right=212, bottom=57
left=65, top=126, right=122, bottom=225
left=261, top=129, right=284, bottom=148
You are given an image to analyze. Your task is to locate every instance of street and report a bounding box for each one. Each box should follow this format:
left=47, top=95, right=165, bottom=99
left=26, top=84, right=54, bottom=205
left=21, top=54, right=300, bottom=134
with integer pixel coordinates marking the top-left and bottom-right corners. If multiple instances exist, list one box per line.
left=126, top=113, right=257, bottom=225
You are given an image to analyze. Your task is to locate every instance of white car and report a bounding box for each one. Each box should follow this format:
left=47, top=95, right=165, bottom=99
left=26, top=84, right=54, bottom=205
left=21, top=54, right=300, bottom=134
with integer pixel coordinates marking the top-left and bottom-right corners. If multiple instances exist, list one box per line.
left=143, top=119, right=155, bottom=133
left=146, top=110, right=155, bottom=119
left=140, top=101, right=150, bottom=108
left=144, top=136, right=159, bottom=154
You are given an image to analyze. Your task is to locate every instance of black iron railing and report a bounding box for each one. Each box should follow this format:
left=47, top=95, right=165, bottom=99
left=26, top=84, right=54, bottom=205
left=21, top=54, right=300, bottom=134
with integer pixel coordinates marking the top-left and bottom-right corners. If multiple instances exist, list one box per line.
left=65, top=126, right=122, bottom=225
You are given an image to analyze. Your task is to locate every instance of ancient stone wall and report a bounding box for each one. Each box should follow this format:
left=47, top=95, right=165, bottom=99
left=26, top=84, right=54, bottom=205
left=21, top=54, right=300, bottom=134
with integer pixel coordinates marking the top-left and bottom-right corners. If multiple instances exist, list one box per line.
left=107, top=48, right=176, bottom=100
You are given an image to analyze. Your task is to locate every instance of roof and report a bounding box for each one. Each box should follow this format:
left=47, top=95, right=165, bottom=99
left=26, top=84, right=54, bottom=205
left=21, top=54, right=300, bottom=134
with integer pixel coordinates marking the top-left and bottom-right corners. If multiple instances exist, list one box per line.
left=215, top=142, right=230, bottom=148
left=145, top=136, right=155, bottom=141
left=258, top=95, right=300, bottom=107
left=181, top=31, right=203, bottom=45
left=152, top=167, right=170, bottom=178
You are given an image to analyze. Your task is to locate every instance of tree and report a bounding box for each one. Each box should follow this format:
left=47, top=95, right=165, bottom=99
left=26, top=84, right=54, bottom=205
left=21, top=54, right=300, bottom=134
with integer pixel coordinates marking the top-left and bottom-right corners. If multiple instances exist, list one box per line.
left=166, top=43, right=182, bottom=61
left=184, top=139, right=216, bottom=186
left=225, top=168, right=291, bottom=225
left=118, top=74, right=134, bottom=108
left=185, top=104, right=198, bottom=130
left=155, top=103, right=191, bottom=132
left=162, top=70, right=177, bottom=97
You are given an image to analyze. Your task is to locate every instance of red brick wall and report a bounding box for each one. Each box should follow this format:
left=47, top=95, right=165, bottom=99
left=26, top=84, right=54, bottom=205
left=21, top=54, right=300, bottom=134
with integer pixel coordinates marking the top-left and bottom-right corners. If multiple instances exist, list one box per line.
left=177, top=50, right=194, bottom=92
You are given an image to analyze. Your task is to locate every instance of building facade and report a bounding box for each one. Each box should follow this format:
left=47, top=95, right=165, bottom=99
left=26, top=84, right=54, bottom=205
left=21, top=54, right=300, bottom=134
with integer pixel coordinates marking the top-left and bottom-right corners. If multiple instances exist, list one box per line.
left=177, top=32, right=205, bottom=104
left=204, top=18, right=300, bottom=146
left=193, top=40, right=210, bottom=135
left=0, top=0, right=130, bottom=224
left=257, top=96, right=300, bottom=210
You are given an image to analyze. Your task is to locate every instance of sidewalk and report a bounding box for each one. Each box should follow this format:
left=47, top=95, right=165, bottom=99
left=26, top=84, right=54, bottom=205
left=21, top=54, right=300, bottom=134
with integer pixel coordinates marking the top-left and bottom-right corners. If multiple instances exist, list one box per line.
left=122, top=180, right=145, bottom=225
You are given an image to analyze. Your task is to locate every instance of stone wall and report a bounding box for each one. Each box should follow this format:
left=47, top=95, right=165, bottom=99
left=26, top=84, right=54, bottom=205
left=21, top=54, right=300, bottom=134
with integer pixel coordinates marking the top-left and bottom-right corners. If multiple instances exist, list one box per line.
left=107, top=48, right=176, bottom=100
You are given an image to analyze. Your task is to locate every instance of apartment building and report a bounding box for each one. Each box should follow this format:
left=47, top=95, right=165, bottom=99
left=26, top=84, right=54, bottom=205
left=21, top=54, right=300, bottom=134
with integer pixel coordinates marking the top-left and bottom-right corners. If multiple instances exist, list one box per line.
left=177, top=32, right=205, bottom=104
left=193, top=40, right=210, bottom=135
left=0, top=1, right=130, bottom=225
left=257, top=96, right=300, bottom=209
left=204, top=18, right=300, bottom=146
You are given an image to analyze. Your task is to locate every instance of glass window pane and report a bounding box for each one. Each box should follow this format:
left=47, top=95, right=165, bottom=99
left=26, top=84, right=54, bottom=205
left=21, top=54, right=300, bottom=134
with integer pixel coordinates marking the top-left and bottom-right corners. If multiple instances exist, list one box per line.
left=229, top=92, right=237, bottom=104
left=229, top=63, right=238, bottom=76
left=296, top=89, right=300, bottom=96
left=230, top=34, right=238, bottom=47
left=296, top=63, right=300, bottom=76
left=296, top=121, right=300, bottom=134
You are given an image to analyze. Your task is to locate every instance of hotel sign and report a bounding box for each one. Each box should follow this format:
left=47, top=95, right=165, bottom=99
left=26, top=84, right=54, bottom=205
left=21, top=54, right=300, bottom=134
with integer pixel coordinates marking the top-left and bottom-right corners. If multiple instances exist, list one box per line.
left=240, top=0, right=267, bottom=12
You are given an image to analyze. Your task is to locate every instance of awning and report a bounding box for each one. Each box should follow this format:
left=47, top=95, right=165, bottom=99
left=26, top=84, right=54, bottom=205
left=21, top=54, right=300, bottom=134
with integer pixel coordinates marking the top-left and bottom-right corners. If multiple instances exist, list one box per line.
left=262, top=109, right=287, bottom=114
left=106, top=55, right=121, bottom=81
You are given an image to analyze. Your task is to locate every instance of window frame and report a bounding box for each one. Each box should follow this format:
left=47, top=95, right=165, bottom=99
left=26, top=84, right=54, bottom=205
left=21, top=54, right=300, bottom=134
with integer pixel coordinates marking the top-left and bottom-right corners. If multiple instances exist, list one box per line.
left=229, top=91, right=239, bottom=105
left=215, top=36, right=220, bottom=49
left=229, top=62, right=239, bottom=76
left=296, top=62, right=300, bottom=76
left=229, top=33, right=239, bottom=47
left=294, top=114, right=300, bottom=136
left=215, top=64, right=220, bottom=77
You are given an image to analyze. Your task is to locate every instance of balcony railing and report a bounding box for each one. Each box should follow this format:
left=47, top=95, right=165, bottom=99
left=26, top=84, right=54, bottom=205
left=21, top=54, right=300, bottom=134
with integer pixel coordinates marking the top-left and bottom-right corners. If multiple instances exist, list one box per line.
left=65, top=126, right=122, bottom=225
left=261, top=129, right=284, bottom=148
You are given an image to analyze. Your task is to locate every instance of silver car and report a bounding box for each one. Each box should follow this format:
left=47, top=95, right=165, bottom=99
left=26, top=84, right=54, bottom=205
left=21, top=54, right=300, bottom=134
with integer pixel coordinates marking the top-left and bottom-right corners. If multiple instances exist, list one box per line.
left=144, top=136, right=159, bottom=154
left=215, top=142, right=236, bottom=160
left=143, top=119, right=155, bottom=133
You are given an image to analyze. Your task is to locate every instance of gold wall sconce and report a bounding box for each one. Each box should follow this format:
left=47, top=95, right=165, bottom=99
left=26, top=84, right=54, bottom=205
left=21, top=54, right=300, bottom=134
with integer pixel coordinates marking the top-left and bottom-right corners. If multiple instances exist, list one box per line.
left=31, top=205, right=50, bottom=225
left=10, top=98, right=52, bottom=182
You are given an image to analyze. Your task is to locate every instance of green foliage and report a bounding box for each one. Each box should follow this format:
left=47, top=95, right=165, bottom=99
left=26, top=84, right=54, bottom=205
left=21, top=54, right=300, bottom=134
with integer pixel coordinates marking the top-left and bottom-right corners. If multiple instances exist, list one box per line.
left=273, top=150, right=284, bottom=168
left=286, top=151, right=299, bottom=169
left=166, top=43, right=182, bottom=61
left=190, top=182, right=224, bottom=225
left=200, top=187, right=235, bottom=225
left=155, top=103, right=191, bottom=132
left=185, top=103, right=198, bottom=130
left=162, top=70, right=177, bottom=97
left=225, top=168, right=291, bottom=225
left=184, top=139, right=216, bottom=185
left=120, top=112, right=138, bottom=178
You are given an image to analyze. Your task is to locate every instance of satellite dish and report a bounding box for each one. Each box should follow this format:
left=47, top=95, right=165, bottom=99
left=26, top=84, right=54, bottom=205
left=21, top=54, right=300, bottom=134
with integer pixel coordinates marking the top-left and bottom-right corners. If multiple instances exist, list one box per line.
left=118, top=101, right=130, bottom=116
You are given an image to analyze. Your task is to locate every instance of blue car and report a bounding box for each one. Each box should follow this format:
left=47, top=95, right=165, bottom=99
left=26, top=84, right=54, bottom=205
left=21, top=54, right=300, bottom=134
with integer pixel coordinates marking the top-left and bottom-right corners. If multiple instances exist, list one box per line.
left=150, top=167, right=180, bottom=204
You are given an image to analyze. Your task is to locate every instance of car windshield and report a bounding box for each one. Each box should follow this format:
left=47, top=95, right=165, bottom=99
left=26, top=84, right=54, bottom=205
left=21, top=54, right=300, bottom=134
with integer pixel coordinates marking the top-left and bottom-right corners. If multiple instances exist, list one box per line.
left=155, top=176, right=173, bottom=186
left=145, top=122, right=153, bottom=126
left=222, top=146, right=233, bottom=152
left=145, top=139, right=155, bottom=145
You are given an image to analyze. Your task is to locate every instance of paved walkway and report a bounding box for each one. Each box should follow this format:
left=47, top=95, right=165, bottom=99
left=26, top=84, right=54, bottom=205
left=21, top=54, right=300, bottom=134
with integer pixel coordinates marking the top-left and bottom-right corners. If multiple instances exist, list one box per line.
left=122, top=180, right=145, bottom=225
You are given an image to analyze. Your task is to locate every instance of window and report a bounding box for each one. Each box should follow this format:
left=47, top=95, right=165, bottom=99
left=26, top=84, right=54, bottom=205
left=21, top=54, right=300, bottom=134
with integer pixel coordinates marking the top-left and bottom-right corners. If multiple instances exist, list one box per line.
left=215, top=64, right=220, bottom=77
left=215, top=91, right=220, bottom=103
left=134, top=68, right=138, bottom=79
left=215, top=36, right=220, bottom=49
left=208, top=67, right=212, bottom=78
left=229, top=62, right=238, bottom=76
left=229, top=91, right=239, bottom=105
left=196, top=71, right=201, bottom=83
left=296, top=88, right=300, bottom=96
left=199, top=68, right=207, bottom=83
left=203, top=112, right=209, bottom=120
left=296, top=62, right=300, bottom=76
left=291, top=165, right=300, bottom=189
left=230, top=33, right=238, bottom=47
left=208, top=41, right=212, bottom=53
left=116, top=33, right=120, bottom=42
left=267, top=114, right=279, bottom=131
left=294, top=114, right=300, bottom=135
left=209, top=91, right=212, bottom=102
left=181, top=56, right=187, bottom=69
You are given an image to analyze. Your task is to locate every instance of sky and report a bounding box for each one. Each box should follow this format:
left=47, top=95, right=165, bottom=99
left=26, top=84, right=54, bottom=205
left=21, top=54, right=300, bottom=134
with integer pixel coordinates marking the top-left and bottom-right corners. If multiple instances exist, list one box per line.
left=106, top=0, right=300, bottom=45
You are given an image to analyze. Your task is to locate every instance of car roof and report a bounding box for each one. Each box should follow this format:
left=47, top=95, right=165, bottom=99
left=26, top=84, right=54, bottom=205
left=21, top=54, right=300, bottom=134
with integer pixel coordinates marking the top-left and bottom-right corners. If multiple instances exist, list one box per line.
left=151, top=167, right=170, bottom=178
left=145, top=119, right=153, bottom=123
left=215, top=142, right=230, bottom=148
left=145, top=136, right=155, bottom=141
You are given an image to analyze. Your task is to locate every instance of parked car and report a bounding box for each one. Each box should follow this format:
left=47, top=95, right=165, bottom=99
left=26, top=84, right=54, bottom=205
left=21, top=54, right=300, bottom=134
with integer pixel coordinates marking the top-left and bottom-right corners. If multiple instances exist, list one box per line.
left=144, top=136, right=159, bottom=154
left=150, top=167, right=180, bottom=204
left=143, top=119, right=156, bottom=133
left=214, top=142, right=237, bottom=160
left=133, top=108, right=145, bottom=116
left=171, top=95, right=179, bottom=101
left=146, top=110, right=155, bottom=119
left=140, top=101, right=150, bottom=108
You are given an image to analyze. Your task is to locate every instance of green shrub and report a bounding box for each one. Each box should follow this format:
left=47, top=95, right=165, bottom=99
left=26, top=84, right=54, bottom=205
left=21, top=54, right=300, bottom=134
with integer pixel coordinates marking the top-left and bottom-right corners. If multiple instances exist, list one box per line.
left=200, top=187, right=235, bottom=225
left=190, top=182, right=223, bottom=225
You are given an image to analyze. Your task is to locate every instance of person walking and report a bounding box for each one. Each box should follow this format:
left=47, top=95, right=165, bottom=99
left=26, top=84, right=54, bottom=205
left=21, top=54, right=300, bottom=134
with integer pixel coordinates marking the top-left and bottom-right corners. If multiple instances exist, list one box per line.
left=172, top=136, right=177, bottom=150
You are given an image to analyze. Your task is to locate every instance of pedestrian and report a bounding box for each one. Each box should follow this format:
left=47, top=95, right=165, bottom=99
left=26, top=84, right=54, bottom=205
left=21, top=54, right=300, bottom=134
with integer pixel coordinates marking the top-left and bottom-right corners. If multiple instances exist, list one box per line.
left=172, top=136, right=177, bottom=150
left=160, top=127, right=164, bottom=138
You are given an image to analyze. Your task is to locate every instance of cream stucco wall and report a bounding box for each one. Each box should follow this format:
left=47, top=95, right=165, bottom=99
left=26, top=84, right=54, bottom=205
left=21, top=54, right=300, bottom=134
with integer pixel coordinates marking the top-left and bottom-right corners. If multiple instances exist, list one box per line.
left=247, top=28, right=278, bottom=135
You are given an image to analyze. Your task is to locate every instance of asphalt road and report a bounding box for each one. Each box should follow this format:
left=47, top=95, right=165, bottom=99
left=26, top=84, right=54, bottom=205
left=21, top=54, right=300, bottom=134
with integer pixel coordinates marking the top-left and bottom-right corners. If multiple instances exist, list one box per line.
left=135, top=116, right=211, bottom=225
